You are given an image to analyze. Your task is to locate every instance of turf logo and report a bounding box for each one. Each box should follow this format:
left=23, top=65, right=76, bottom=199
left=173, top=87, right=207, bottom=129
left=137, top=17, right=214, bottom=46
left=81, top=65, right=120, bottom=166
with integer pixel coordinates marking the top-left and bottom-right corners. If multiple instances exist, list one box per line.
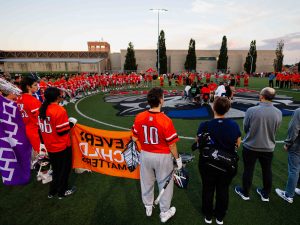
left=105, top=91, right=300, bottom=119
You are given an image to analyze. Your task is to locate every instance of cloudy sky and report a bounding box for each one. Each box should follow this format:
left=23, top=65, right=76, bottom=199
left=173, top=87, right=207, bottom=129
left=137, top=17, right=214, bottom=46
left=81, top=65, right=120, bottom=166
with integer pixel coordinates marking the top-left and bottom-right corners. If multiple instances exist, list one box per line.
left=1, top=0, right=299, bottom=64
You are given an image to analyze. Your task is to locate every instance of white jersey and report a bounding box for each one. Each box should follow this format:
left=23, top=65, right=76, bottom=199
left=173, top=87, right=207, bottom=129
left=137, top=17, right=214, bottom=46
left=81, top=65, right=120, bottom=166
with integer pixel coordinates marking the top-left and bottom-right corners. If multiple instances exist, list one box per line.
left=215, top=85, right=226, bottom=97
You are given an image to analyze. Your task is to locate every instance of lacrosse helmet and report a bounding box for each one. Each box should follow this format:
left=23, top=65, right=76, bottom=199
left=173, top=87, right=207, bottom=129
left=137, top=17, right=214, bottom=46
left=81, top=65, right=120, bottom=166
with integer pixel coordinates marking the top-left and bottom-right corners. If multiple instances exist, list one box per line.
left=173, top=168, right=189, bottom=189
left=33, top=157, right=51, bottom=172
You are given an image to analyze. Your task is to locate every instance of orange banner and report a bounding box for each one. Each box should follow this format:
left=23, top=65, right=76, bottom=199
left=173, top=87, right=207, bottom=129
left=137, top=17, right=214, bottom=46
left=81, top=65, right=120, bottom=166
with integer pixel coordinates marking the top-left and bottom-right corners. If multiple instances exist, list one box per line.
left=71, top=124, right=140, bottom=179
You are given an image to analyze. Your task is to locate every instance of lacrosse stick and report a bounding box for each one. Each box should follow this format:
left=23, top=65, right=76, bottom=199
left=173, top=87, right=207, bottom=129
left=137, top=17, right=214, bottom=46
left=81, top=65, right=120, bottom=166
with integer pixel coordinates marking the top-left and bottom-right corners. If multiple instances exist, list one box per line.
left=154, top=169, right=174, bottom=205
left=154, top=152, right=194, bottom=205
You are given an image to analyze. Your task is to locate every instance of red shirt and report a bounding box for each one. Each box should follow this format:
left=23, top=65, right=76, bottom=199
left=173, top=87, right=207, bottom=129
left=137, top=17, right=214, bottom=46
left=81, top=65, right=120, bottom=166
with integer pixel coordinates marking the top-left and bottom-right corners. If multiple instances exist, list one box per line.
left=132, top=111, right=179, bottom=154
left=38, top=103, right=71, bottom=153
left=201, top=86, right=210, bottom=94
left=17, top=93, right=41, bottom=128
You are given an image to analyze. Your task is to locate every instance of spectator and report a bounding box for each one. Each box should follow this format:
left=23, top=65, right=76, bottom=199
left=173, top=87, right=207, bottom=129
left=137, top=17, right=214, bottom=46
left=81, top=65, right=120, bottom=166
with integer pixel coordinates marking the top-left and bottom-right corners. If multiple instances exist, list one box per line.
left=275, top=108, right=300, bottom=203
left=268, top=72, right=275, bottom=87
left=235, top=87, right=282, bottom=202
left=197, top=97, right=241, bottom=224
left=131, top=87, right=182, bottom=223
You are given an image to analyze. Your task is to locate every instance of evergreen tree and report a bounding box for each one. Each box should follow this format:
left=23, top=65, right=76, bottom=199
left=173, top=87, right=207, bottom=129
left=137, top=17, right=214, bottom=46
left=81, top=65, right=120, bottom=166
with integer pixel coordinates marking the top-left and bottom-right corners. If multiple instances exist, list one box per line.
left=217, top=36, right=228, bottom=73
left=124, top=42, right=137, bottom=71
left=184, top=39, right=197, bottom=72
left=244, top=40, right=257, bottom=74
left=273, top=40, right=284, bottom=72
left=156, top=30, right=167, bottom=75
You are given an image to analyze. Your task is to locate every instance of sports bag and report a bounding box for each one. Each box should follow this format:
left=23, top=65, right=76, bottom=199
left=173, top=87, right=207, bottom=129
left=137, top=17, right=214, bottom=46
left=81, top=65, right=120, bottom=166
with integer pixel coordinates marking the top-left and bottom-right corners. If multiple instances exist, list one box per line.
left=194, top=122, right=239, bottom=175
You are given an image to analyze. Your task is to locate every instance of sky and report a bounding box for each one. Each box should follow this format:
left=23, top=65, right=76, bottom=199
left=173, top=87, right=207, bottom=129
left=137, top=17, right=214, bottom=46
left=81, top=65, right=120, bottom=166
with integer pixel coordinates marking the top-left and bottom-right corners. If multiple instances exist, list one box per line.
left=0, top=0, right=299, bottom=64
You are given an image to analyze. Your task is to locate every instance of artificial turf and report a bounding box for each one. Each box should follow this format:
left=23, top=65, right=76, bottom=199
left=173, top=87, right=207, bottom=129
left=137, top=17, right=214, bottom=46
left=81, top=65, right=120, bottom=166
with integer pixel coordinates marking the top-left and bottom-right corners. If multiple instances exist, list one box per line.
left=1, top=77, right=300, bottom=225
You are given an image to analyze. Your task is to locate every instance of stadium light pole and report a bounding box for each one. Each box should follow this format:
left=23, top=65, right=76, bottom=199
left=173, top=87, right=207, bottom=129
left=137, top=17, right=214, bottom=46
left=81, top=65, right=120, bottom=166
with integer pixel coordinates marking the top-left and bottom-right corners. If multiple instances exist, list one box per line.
left=150, top=8, right=168, bottom=76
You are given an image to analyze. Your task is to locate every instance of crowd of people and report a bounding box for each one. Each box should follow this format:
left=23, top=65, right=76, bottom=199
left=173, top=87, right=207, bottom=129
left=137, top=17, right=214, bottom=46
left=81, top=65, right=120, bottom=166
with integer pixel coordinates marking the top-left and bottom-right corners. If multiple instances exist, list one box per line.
left=1, top=72, right=300, bottom=224
left=268, top=71, right=300, bottom=89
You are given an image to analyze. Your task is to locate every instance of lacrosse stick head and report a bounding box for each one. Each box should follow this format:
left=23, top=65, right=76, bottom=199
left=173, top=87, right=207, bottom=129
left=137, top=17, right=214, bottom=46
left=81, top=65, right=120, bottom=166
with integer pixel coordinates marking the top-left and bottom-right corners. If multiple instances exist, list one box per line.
left=179, top=152, right=195, bottom=165
left=173, top=168, right=189, bottom=189
left=0, top=78, right=22, bottom=96
left=33, top=157, right=51, bottom=172
left=122, top=139, right=140, bottom=172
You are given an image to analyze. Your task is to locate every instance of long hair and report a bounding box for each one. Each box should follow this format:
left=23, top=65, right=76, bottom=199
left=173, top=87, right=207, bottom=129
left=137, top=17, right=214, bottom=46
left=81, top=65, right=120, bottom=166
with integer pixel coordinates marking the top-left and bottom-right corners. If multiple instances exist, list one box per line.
left=39, top=87, right=61, bottom=120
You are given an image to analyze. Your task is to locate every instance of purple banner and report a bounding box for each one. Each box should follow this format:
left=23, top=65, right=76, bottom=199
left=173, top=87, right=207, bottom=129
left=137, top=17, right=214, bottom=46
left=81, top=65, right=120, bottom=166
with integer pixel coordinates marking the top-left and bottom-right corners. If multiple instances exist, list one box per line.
left=0, top=95, right=32, bottom=185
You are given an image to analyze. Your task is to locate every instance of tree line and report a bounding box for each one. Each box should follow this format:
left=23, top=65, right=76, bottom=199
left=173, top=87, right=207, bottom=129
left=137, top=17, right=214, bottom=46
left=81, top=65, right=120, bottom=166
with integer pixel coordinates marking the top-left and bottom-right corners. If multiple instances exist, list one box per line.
left=124, top=32, right=287, bottom=74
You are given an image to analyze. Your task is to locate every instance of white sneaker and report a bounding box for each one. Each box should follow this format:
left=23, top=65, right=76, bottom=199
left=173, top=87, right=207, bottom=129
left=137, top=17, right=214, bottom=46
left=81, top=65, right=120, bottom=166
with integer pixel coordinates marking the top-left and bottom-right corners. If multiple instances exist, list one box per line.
left=160, top=206, right=176, bottom=223
left=216, top=219, right=224, bottom=225
left=295, top=188, right=300, bottom=196
left=145, top=205, right=153, bottom=217
left=275, top=188, right=293, bottom=203
left=204, top=217, right=212, bottom=224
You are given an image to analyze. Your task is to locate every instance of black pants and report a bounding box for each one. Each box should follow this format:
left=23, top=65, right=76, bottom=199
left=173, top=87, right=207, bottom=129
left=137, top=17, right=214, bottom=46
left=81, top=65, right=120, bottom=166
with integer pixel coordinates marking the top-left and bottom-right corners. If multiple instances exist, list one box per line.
left=269, top=80, right=274, bottom=87
left=242, top=148, right=273, bottom=196
left=199, top=164, right=234, bottom=221
left=48, top=146, right=72, bottom=197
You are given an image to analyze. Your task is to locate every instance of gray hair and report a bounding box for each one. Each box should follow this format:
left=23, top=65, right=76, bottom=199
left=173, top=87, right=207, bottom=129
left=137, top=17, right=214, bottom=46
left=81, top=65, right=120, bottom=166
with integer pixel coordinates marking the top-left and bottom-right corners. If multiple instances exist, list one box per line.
left=260, top=87, right=276, bottom=101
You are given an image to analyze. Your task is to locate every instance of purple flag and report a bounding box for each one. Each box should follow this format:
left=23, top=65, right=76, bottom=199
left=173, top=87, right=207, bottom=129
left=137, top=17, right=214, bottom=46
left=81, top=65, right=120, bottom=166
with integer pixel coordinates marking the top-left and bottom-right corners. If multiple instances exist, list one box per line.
left=0, top=95, right=32, bottom=185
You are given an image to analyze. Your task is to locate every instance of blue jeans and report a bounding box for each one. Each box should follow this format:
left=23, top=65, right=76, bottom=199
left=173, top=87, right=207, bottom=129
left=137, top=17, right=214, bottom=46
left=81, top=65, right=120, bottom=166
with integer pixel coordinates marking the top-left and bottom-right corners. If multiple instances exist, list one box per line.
left=285, top=151, right=300, bottom=197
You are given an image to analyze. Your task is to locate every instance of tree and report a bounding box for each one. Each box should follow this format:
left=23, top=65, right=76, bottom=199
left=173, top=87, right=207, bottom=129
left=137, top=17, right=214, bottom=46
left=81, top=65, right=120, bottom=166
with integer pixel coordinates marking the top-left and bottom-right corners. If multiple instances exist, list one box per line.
left=124, top=42, right=137, bottom=71
left=298, top=62, right=300, bottom=73
left=184, top=39, right=197, bottom=72
left=273, top=40, right=284, bottom=72
left=156, top=30, right=168, bottom=75
left=217, top=36, right=228, bottom=72
left=244, top=40, right=257, bottom=74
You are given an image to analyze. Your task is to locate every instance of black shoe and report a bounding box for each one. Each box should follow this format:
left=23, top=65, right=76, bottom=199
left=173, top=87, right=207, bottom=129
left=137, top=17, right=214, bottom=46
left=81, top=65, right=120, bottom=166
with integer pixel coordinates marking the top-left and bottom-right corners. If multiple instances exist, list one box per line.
left=256, top=188, right=269, bottom=202
left=234, top=186, right=250, bottom=200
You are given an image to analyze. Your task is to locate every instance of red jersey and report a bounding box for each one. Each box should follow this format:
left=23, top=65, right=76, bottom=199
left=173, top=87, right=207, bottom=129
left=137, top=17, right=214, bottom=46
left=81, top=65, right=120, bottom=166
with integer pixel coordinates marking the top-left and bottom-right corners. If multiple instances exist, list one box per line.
left=132, top=111, right=179, bottom=154
left=38, top=103, right=71, bottom=153
left=201, top=86, right=210, bottom=94
left=17, top=93, right=41, bottom=152
left=17, top=93, right=41, bottom=128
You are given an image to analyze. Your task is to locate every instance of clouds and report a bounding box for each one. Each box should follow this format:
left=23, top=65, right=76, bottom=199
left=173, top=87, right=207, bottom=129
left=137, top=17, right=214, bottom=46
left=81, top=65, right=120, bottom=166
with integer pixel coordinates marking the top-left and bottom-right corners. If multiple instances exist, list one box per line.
left=260, top=32, right=300, bottom=51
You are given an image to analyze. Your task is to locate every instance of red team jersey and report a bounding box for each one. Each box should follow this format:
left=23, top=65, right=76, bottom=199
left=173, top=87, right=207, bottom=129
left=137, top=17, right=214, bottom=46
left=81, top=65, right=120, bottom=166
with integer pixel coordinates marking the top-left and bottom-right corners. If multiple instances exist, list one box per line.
left=17, top=93, right=42, bottom=152
left=38, top=103, right=71, bottom=153
left=132, top=111, right=179, bottom=154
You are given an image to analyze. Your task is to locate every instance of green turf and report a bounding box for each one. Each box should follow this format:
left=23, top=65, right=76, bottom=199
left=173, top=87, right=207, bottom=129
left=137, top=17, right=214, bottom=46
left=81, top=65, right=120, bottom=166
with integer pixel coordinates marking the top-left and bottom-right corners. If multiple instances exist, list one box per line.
left=1, top=77, right=300, bottom=225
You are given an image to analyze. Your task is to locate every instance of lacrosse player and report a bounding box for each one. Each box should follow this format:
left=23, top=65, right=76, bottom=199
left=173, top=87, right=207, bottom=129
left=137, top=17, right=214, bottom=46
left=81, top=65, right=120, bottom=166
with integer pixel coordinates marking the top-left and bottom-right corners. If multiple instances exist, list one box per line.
left=131, top=87, right=182, bottom=223
left=17, top=76, right=42, bottom=153
left=39, top=87, right=76, bottom=199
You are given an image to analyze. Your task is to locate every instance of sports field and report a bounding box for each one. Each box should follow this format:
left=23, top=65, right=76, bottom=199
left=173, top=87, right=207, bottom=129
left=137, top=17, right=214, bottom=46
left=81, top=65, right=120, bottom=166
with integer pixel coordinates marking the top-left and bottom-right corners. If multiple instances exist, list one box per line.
left=1, top=77, right=300, bottom=225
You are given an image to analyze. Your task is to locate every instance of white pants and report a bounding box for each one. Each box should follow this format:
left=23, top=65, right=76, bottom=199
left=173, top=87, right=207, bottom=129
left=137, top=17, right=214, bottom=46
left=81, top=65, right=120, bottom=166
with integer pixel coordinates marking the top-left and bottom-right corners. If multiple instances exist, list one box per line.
left=140, top=150, right=174, bottom=212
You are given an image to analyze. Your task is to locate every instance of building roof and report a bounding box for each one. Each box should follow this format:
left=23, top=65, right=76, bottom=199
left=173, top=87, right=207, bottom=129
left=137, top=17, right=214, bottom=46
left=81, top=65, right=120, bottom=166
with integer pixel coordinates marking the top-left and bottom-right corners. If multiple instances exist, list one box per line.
left=0, top=58, right=104, bottom=64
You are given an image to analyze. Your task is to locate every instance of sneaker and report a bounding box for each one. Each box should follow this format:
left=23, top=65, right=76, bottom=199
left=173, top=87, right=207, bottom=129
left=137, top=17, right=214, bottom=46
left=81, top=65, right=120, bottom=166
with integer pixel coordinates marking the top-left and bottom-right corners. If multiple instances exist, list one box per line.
left=58, top=186, right=77, bottom=199
left=65, top=186, right=77, bottom=196
left=256, top=188, right=269, bottom=202
left=145, top=205, right=153, bottom=217
left=295, top=188, right=300, bottom=196
left=47, top=194, right=54, bottom=199
left=235, top=186, right=250, bottom=201
left=216, top=219, right=224, bottom=225
left=275, top=188, right=293, bottom=203
left=204, top=217, right=212, bottom=224
left=160, top=206, right=176, bottom=223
